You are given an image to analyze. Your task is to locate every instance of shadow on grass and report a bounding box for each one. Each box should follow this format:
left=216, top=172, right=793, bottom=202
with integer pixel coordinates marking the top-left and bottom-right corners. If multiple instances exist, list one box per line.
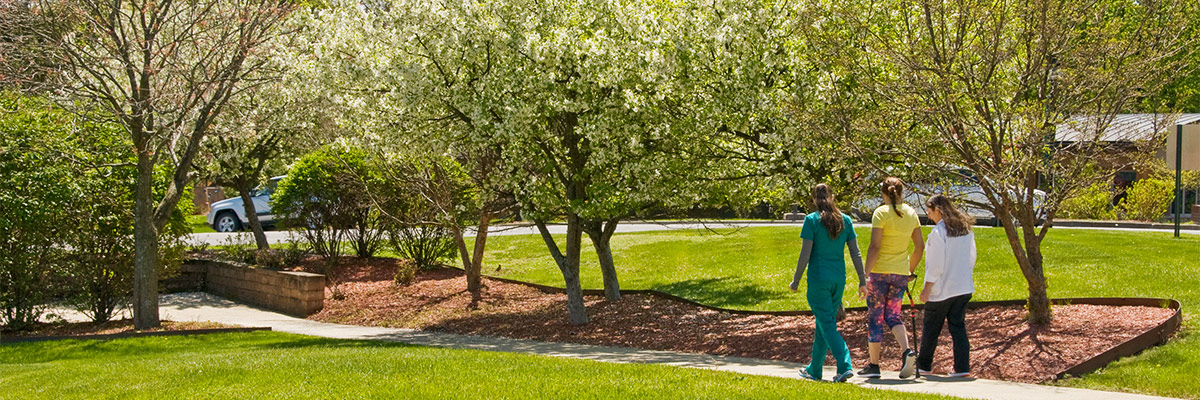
left=0, top=331, right=416, bottom=365
left=651, top=277, right=787, bottom=309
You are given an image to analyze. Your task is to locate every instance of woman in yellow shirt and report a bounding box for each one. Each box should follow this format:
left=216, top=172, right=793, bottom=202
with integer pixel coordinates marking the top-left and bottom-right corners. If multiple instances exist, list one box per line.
left=857, top=177, right=925, bottom=379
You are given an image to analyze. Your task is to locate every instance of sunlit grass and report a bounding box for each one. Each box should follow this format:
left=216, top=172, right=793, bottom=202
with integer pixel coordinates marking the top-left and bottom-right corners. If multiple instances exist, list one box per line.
left=0, top=331, right=957, bottom=399
left=480, top=226, right=1199, bottom=311
left=479, top=226, right=1200, bottom=398
left=187, top=214, right=216, bottom=233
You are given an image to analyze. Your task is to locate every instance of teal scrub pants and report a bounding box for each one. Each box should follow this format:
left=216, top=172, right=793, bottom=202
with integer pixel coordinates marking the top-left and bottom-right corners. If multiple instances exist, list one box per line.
left=805, top=280, right=852, bottom=378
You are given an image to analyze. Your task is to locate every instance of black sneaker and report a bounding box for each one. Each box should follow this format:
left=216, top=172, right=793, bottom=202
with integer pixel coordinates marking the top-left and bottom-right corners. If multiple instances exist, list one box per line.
left=857, top=364, right=881, bottom=378
left=899, top=349, right=917, bottom=379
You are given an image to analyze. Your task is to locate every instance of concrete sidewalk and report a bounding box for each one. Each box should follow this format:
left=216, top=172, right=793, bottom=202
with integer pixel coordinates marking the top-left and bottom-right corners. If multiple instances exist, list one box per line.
left=157, top=292, right=1177, bottom=400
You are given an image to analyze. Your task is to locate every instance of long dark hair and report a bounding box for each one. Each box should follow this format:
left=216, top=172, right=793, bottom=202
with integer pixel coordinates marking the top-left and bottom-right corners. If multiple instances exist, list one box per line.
left=925, top=194, right=975, bottom=237
left=882, top=177, right=905, bottom=217
left=812, top=183, right=844, bottom=238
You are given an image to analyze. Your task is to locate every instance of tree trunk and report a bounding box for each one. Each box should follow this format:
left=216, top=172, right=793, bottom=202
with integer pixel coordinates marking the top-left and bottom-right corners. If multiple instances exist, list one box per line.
left=451, top=225, right=472, bottom=271
left=467, top=213, right=491, bottom=303
left=237, top=184, right=270, bottom=250
left=449, top=220, right=487, bottom=305
left=1021, top=222, right=1051, bottom=325
left=995, top=205, right=1053, bottom=325
left=132, top=150, right=160, bottom=329
left=535, top=218, right=588, bottom=325
left=586, top=219, right=621, bottom=301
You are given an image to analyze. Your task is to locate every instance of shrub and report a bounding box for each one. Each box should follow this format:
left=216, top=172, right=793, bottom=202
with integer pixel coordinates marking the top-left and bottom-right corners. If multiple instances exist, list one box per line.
left=253, top=242, right=310, bottom=270
left=393, top=259, right=418, bottom=286
left=219, top=234, right=257, bottom=264
left=279, top=241, right=312, bottom=267
left=1120, top=178, right=1175, bottom=221
left=0, top=93, right=86, bottom=330
left=391, top=225, right=457, bottom=270
left=1059, top=183, right=1116, bottom=220
left=274, top=145, right=386, bottom=261
left=253, top=249, right=287, bottom=270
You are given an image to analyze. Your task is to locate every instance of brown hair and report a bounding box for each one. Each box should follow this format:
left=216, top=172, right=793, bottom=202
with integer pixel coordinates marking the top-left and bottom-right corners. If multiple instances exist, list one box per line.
left=881, top=177, right=905, bottom=216
left=812, top=183, right=844, bottom=238
left=925, top=194, right=975, bottom=237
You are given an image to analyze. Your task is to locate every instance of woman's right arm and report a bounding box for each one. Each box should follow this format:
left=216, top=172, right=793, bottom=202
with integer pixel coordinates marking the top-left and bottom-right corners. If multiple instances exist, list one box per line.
left=865, top=228, right=883, bottom=276
left=790, top=239, right=814, bottom=291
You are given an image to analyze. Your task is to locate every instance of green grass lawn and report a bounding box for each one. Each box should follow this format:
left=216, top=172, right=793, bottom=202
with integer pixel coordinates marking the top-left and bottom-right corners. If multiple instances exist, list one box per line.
left=0, top=331, right=956, bottom=400
left=480, top=226, right=1200, bottom=398
left=482, top=226, right=1198, bottom=311
left=187, top=214, right=215, bottom=233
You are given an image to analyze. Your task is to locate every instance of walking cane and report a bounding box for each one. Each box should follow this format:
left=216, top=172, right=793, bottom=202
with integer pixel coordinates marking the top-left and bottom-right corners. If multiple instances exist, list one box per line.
left=906, top=273, right=920, bottom=378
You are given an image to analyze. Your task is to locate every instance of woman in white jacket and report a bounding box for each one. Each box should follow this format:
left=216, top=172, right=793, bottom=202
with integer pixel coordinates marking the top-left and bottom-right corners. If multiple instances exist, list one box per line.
left=917, top=194, right=976, bottom=377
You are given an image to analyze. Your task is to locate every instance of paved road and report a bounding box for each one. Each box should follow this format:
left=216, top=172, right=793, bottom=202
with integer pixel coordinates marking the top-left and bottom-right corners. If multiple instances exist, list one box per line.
left=187, top=220, right=1197, bottom=246
left=148, top=292, right=1179, bottom=400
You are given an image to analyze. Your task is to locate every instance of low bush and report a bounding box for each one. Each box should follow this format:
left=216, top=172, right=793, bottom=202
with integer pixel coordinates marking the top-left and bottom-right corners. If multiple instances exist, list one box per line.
left=1060, top=183, right=1116, bottom=220
left=390, top=225, right=456, bottom=270
left=1120, top=178, right=1175, bottom=221
left=393, top=259, right=418, bottom=286
left=253, top=249, right=287, bottom=270
left=252, top=242, right=311, bottom=270
left=219, top=234, right=257, bottom=264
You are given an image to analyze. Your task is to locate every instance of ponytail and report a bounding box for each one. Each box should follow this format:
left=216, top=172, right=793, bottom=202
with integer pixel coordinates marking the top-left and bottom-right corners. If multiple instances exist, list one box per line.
left=926, top=194, right=975, bottom=237
left=812, top=183, right=844, bottom=238
left=882, top=177, right=905, bottom=216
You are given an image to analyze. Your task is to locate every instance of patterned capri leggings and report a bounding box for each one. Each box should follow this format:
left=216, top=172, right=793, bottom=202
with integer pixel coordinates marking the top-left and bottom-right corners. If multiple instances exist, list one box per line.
left=867, top=273, right=909, bottom=343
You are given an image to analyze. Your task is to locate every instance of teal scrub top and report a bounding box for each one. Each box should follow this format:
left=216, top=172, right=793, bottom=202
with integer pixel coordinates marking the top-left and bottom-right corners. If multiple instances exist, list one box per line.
left=800, top=212, right=857, bottom=283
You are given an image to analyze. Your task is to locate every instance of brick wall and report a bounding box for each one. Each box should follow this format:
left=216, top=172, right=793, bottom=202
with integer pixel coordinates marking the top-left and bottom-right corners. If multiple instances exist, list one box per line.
left=182, top=259, right=324, bottom=316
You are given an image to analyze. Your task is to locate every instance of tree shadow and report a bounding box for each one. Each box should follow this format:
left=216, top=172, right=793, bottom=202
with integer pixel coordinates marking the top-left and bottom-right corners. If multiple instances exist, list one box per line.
left=0, top=331, right=406, bottom=364
left=650, top=277, right=786, bottom=309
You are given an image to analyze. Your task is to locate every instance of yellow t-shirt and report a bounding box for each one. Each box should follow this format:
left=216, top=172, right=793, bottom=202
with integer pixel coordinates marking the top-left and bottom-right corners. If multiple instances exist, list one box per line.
left=871, top=203, right=920, bottom=276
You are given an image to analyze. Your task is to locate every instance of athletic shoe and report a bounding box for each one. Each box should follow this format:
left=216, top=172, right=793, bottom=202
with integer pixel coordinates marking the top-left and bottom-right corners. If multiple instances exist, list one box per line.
left=833, top=370, right=854, bottom=383
left=798, top=370, right=820, bottom=381
left=949, top=371, right=970, bottom=378
left=899, top=349, right=917, bottom=379
left=917, top=368, right=932, bottom=375
left=857, top=364, right=881, bottom=378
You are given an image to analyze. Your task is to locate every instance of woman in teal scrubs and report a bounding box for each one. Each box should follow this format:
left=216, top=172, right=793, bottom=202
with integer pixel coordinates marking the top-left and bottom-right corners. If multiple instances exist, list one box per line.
left=789, top=183, right=867, bottom=382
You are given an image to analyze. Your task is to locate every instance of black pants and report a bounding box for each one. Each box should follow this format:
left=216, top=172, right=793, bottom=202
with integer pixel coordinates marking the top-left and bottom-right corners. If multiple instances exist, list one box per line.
left=917, top=293, right=971, bottom=373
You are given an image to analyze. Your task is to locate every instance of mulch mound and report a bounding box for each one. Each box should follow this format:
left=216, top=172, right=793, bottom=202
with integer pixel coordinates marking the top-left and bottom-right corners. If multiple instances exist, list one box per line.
left=308, top=260, right=1176, bottom=383
left=2, top=320, right=236, bottom=338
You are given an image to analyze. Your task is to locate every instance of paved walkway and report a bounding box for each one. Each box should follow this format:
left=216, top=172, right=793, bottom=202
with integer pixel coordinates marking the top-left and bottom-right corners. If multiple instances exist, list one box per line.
left=156, top=292, right=1177, bottom=400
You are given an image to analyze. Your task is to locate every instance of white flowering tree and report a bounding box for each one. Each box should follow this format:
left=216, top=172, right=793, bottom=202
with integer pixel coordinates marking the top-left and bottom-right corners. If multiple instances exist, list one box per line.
left=670, top=1, right=901, bottom=212
left=297, top=0, right=730, bottom=324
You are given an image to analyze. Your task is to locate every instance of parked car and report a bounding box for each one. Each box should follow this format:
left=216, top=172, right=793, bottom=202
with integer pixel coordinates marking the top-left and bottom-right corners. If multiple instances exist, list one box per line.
left=206, top=176, right=284, bottom=233
left=851, top=169, right=1046, bottom=226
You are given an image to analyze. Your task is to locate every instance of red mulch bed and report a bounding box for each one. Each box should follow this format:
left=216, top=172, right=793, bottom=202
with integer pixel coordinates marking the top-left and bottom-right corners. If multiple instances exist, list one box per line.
left=308, top=259, right=1176, bottom=383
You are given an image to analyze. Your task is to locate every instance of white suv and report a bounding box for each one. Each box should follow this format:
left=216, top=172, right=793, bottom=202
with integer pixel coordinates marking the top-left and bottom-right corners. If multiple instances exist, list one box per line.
left=206, top=176, right=284, bottom=233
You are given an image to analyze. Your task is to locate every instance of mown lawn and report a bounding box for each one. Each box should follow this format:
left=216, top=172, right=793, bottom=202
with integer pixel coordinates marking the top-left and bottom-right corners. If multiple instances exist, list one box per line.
left=187, top=214, right=216, bottom=233
left=0, top=331, right=956, bottom=400
left=480, top=226, right=1200, bottom=398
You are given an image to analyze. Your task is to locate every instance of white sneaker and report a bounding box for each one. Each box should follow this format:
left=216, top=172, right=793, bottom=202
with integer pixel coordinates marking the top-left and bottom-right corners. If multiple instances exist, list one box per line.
left=949, top=371, right=970, bottom=378
left=899, top=349, right=917, bottom=379
left=917, top=368, right=932, bottom=375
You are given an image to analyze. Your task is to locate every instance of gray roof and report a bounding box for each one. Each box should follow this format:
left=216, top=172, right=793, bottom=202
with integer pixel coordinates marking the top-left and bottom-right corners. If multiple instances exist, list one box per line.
left=1055, top=114, right=1200, bottom=142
